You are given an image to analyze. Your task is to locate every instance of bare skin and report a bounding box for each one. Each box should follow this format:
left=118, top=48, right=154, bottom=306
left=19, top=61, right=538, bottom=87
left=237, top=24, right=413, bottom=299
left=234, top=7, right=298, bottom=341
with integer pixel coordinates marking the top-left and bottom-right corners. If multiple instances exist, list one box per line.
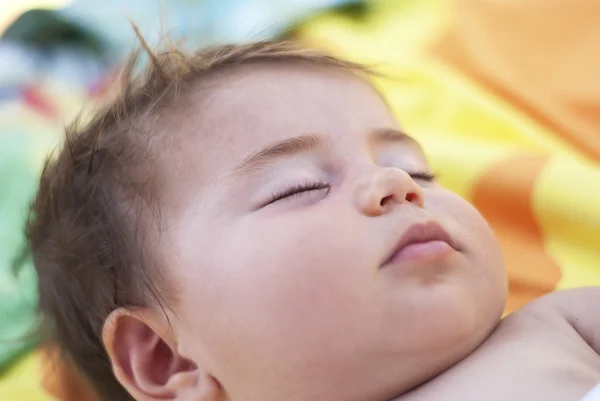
left=401, top=288, right=600, bottom=401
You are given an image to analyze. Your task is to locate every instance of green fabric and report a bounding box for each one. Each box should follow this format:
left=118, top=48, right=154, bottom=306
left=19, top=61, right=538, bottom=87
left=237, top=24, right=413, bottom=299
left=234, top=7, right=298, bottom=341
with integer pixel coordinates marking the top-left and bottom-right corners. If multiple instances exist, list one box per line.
left=0, top=132, right=40, bottom=371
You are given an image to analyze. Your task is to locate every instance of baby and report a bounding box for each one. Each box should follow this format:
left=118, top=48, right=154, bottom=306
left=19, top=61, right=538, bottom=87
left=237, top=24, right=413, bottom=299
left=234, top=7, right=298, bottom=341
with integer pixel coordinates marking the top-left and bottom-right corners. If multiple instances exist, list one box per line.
left=26, top=40, right=600, bottom=401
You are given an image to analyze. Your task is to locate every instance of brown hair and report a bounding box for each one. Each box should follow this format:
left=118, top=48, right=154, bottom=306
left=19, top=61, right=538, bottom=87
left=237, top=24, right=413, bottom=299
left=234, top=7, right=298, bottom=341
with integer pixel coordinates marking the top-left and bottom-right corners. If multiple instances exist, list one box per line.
left=25, top=37, right=369, bottom=401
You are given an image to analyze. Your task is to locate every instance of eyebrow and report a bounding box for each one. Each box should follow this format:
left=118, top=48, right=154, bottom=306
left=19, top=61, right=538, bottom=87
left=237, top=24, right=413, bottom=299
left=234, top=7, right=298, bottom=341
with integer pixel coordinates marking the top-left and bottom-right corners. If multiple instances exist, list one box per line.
left=232, top=134, right=324, bottom=174
left=231, top=128, right=419, bottom=176
left=370, top=128, right=420, bottom=147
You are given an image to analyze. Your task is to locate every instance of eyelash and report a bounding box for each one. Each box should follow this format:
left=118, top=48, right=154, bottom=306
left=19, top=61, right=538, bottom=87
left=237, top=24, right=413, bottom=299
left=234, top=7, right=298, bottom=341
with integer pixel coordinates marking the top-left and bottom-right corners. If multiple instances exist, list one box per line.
left=267, top=181, right=330, bottom=204
left=410, top=170, right=437, bottom=182
left=265, top=170, right=436, bottom=205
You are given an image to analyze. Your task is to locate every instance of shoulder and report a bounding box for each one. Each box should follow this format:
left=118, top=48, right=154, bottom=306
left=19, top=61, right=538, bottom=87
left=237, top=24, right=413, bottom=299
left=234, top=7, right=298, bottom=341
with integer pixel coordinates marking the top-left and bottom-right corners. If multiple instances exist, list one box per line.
left=526, top=287, right=600, bottom=317
left=522, top=287, right=600, bottom=353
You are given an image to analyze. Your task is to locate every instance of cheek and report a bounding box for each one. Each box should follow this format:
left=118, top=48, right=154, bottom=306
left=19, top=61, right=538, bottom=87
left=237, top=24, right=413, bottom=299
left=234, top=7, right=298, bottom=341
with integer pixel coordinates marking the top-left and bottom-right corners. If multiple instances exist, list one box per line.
left=227, top=215, right=370, bottom=332
left=426, top=190, right=507, bottom=305
left=429, top=189, right=504, bottom=268
left=179, top=211, right=375, bottom=374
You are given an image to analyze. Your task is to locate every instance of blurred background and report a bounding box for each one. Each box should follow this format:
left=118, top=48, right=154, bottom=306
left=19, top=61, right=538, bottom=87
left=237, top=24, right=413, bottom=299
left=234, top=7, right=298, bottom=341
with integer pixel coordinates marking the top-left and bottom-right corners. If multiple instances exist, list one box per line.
left=1, top=0, right=599, bottom=400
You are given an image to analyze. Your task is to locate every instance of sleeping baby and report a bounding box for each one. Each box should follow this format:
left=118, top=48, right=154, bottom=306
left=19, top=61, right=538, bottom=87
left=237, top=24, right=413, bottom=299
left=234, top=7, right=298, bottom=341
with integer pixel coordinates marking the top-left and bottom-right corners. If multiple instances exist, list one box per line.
left=26, top=39, right=600, bottom=401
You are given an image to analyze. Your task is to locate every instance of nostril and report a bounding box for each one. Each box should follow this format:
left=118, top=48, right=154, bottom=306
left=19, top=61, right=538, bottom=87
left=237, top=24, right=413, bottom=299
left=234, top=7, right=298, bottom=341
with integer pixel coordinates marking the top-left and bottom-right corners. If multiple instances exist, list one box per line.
left=406, top=192, right=418, bottom=204
left=380, top=194, right=393, bottom=207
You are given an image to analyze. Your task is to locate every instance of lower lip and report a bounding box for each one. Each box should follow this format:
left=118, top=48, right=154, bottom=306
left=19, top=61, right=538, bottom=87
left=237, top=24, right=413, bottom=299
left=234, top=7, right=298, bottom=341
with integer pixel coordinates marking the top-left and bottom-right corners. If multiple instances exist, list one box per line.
left=389, top=240, right=454, bottom=264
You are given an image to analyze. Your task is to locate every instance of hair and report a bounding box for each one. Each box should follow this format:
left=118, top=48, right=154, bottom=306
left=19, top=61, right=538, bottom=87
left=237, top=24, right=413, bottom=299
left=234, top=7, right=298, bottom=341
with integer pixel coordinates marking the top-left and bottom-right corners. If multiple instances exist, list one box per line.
left=24, top=34, right=370, bottom=401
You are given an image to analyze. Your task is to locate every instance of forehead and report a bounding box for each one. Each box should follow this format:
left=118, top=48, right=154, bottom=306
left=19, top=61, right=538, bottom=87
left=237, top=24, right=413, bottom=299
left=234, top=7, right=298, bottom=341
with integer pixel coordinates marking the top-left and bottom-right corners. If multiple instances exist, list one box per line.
left=171, top=63, right=398, bottom=182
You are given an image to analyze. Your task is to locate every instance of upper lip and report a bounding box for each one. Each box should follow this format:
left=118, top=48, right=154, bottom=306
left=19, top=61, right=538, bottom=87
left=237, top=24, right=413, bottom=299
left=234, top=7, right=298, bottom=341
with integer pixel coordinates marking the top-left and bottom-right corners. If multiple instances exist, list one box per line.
left=382, top=221, right=456, bottom=265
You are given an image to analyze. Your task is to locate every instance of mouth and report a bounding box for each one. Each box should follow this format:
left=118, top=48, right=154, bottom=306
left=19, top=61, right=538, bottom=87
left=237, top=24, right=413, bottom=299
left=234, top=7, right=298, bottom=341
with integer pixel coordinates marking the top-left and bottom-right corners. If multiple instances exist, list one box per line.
left=382, top=221, right=457, bottom=267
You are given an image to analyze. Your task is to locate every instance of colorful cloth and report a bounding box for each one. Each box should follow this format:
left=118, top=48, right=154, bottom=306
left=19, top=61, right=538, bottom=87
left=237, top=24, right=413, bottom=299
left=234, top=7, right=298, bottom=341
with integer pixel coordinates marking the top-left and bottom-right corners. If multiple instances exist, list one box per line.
left=0, top=131, right=40, bottom=370
left=4, top=0, right=361, bottom=60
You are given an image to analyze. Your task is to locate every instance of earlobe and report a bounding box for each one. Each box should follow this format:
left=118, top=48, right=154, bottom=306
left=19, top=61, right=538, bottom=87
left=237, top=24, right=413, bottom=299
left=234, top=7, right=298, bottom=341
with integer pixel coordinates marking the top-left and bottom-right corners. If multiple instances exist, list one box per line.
left=102, top=308, right=221, bottom=401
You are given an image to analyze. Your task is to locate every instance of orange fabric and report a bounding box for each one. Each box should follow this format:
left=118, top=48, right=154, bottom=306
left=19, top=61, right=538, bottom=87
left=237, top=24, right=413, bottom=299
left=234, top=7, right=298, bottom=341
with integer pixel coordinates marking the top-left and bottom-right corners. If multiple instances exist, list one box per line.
left=471, top=154, right=561, bottom=312
left=432, top=0, right=600, bottom=161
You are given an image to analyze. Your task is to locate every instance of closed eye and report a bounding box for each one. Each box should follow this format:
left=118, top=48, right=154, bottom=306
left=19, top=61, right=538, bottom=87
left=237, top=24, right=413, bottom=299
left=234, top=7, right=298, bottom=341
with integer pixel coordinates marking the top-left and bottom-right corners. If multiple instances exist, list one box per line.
left=410, top=170, right=436, bottom=182
left=265, top=181, right=330, bottom=205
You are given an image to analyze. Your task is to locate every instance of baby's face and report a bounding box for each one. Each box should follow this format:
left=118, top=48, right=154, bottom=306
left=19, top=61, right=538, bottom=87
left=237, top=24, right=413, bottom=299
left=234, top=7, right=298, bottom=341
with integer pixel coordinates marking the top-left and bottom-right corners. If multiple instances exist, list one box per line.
left=161, top=64, right=506, bottom=401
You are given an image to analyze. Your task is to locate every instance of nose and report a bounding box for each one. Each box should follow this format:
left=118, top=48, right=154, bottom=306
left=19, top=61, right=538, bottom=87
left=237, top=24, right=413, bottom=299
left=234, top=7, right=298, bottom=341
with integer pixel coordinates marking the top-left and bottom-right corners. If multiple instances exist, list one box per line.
left=355, top=167, right=424, bottom=216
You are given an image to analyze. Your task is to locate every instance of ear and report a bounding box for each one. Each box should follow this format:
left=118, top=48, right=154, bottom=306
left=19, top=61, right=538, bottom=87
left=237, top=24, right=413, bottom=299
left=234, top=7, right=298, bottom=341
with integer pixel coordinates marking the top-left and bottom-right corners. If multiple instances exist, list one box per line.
left=102, top=308, right=221, bottom=401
